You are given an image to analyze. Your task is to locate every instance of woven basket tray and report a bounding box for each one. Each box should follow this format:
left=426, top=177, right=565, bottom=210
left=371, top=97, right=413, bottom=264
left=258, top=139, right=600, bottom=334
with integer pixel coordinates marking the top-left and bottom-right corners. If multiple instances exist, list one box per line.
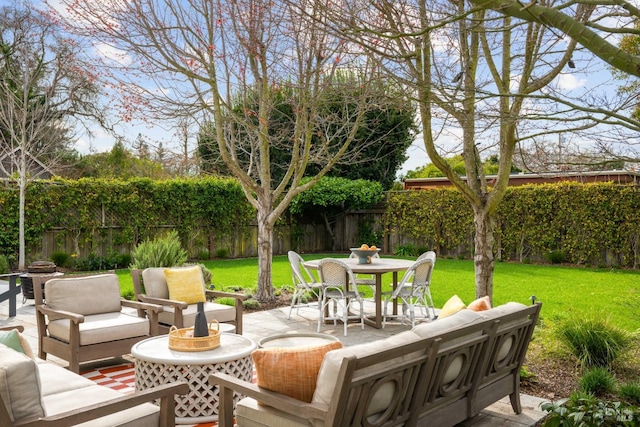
left=168, top=320, right=221, bottom=352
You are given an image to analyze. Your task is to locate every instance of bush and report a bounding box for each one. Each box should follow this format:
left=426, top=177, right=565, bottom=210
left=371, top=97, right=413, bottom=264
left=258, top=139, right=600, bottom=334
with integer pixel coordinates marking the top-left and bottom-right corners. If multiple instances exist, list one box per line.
left=546, top=250, right=567, bottom=264
left=619, top=382, right=640, bottom=405
left=215, top=248, right=229, bottom=258
left=557, top=316, right=632, bottom=368
left=542, top=393, right=640, bottom=426
left=0, top=254, right=9, bottom=274
left=130, top=231, right=188, bottom=269
left=50, top=251, right=70, bottom=268
left=394, top=244, right=417, bottom=257
left=580, top=367, right=617, bottom=396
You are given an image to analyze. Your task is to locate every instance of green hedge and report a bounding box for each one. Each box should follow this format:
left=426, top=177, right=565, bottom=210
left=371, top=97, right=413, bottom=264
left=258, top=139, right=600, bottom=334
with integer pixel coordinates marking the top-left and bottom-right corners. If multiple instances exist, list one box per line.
left=386, top=182, right=640, bottom=267
left=0, top=177, right=254, bottom=259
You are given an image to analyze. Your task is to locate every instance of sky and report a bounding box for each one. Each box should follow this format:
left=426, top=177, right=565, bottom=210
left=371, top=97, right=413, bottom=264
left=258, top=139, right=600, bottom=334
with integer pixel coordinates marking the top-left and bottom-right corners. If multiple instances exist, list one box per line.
left=55, top=0, right=630, bottom=179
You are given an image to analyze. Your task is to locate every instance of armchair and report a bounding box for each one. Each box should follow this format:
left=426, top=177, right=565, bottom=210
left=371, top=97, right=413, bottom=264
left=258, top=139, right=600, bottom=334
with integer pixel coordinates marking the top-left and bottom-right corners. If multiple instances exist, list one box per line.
left=33, top=273, right=162, bottom=373
left=131, top=266, right=247, bottom=334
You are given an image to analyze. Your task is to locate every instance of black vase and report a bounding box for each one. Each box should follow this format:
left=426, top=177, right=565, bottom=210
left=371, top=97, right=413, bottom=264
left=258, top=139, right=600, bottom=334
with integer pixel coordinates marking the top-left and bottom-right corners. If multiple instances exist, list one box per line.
left=193, top=301, right=209, bottom=337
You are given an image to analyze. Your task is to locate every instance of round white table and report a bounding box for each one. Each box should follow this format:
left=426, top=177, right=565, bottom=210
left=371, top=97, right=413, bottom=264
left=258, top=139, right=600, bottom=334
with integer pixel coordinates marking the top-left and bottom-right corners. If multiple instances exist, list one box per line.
left=131, top=333, right=256, bottom=424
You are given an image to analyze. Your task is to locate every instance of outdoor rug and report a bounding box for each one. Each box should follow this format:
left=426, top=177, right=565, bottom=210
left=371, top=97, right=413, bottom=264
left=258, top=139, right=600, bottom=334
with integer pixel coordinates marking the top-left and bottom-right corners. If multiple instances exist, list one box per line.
left=82, top=363, right=218, bottom=427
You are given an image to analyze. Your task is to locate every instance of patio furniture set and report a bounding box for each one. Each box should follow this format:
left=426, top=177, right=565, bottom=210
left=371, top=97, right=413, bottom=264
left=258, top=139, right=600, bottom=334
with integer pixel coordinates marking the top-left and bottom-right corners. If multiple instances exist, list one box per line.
left=0, top=253, right=541, bottom=426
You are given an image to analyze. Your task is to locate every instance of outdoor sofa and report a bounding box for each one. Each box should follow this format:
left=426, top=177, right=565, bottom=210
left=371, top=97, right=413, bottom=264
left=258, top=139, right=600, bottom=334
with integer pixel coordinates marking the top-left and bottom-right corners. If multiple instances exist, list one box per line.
left=210, top=301, right=541, bottom=426
left=0, top=325, right=188, bottom=426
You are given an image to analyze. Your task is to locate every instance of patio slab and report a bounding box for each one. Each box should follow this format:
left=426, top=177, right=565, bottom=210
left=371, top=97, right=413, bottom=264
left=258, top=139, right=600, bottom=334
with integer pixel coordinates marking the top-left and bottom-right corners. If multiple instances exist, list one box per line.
left=0, top=289, right=550, bottom=426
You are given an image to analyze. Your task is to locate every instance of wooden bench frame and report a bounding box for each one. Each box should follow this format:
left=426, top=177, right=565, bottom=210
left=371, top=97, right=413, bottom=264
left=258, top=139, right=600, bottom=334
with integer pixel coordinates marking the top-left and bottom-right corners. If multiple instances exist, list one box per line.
left=210, top=303, right=541, bottom=427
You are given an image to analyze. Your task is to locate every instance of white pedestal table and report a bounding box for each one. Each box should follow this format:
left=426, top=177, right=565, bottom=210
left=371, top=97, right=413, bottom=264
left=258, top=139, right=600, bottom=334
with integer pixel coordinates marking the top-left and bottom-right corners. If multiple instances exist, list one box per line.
left=131, top=333, right=256, bottom=424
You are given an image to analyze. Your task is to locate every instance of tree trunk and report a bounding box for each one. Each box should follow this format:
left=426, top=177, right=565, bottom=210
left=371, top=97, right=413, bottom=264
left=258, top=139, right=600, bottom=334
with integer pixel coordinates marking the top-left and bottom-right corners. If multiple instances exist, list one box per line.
left=255, top=207, right=275, bottom=302
left=18, top=150, right=27, bottom=271
left=473, top=206, right=495, bottom=303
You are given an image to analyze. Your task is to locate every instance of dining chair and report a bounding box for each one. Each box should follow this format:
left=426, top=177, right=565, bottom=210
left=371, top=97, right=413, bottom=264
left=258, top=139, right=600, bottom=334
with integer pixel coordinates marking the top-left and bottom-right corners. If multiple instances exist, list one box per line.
left=348, top=251, right=380, bottom=299
left=317, top=258, right=365, bottom=336
left=382, top=254, right=436, bottom=327
left=287, top=251, right=324, bottom=319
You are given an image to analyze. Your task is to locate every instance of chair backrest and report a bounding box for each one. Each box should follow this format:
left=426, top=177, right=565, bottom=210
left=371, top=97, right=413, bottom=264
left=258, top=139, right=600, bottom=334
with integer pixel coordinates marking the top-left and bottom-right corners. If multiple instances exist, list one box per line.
left=288, top=251, right=318, bottom=289
left=393, top=257, right=435, bottom=297
left=417, top=251, right=436, bottom=284
left=317, top=258, right=360, bottom=296
left=44, top=274, right=122, bottom=316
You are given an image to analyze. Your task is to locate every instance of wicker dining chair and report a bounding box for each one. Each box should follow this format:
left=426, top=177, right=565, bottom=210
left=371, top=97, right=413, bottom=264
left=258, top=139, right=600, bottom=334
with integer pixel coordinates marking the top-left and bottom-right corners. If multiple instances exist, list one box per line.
left=287, top=251, right=324, bottom=319
left=382, top=253, right=436, bottom=327
left=317, top=258, right=365, bottom=336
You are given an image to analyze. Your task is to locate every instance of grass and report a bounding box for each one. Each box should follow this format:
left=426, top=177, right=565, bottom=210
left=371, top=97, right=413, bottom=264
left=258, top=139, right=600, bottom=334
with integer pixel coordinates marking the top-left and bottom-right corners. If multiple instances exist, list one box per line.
left=114, top=254, right=640, bottom=332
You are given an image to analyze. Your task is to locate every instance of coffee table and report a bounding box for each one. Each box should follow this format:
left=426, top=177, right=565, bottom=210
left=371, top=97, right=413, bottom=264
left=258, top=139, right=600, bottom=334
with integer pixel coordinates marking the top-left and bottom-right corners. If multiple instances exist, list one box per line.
left=131, top=333, right=256, bottom=424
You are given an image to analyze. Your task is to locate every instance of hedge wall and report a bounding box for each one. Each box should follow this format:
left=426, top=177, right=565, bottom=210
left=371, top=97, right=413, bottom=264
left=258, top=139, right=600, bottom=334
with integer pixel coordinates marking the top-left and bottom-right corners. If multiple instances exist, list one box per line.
left=0, top=177, right=254, bottom=261
left=385, top=182, right=640, bottom=268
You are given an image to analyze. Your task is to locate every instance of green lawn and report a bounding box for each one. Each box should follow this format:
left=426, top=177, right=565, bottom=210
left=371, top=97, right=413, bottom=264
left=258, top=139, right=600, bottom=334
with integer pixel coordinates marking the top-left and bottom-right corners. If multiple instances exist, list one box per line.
left=115, top=254, right=640, bottom=332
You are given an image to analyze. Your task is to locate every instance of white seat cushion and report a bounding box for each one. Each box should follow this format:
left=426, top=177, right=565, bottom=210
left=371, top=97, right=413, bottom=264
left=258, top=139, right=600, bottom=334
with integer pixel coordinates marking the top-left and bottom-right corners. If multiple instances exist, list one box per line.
left=48, top=313, right=150, bottom=345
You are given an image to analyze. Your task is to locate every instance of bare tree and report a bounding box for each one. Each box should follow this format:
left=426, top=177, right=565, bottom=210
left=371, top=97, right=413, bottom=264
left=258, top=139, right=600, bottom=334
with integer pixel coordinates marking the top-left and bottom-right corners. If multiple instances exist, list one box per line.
left=320, top=1, right=640, bottom=301
left=0, top=3, right=106, bottom=269
left=52, top=0, right=387, bottom=300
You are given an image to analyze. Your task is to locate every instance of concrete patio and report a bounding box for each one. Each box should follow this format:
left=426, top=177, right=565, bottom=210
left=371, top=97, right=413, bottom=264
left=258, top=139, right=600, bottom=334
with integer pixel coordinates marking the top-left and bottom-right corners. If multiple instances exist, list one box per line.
left=0, top=284, right=550, bottom=426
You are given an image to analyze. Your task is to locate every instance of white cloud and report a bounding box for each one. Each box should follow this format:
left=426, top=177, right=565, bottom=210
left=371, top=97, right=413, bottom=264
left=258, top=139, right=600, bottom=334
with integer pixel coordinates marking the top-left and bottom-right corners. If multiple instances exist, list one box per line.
left=93, top=42, right=132, bottom=66
left=556, top=73, right=587, bottom=90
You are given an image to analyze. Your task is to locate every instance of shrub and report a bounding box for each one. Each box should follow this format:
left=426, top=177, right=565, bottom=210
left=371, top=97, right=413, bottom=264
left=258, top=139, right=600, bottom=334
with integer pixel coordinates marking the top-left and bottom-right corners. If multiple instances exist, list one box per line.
left=50, top=251, right=70, bottom=268
left=0, top=255, right=9, bottom=274
left=580, top=367, right=617, bottom=396
left=619, top=382, right=640, bottom=405
left=130, top=231, right=188, bottom=269
left=546, top=249, right=567, bottom=264
left=394, top=244, right=417, bottom=257
left=196, top=249, right=210, bottom=260
left=542, top=393, right=640, bottom=426
left=215, top=248, right=229, bottom=258
left=557, top=316, right=632, bottom=368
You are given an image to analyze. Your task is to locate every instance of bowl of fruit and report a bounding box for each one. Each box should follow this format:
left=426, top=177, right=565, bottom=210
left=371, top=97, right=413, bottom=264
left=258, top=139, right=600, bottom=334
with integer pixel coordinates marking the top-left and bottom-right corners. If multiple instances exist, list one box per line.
left=349, top=244, right=381, bottom=264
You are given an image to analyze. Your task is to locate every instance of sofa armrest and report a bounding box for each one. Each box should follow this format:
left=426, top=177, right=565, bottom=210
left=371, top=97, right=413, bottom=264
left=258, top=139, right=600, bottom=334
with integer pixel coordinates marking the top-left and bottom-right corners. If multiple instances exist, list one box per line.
left=209, top=372, right=327, bottom=427
left=121, top=299, right=164, bottom=336
left=138, top=294, right=189, bottom=310
left=15, top=381, right=189, bottom=427
left=0, top=325, right=24, bottom=332
left=121, top=299, right=163, bottom=313
left=205, top=289, right=249, bottom=301
left=36, top=305, right=84, bottom=324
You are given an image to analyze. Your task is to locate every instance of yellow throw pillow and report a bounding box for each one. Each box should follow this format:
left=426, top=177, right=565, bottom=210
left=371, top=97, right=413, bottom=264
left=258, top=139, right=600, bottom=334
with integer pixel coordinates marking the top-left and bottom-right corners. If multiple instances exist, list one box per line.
left=468, top=295, right=492, bottom=312
left=164, top=266, right=206, bottom=304
left=253, top=340, right=343, bottom=403
left=439, top=294, right=466, bottom=318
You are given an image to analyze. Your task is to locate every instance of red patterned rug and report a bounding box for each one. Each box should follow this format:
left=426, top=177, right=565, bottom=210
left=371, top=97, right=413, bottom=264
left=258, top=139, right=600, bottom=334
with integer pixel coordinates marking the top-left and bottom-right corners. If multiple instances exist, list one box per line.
left=82, top=363, right=218, bottom=427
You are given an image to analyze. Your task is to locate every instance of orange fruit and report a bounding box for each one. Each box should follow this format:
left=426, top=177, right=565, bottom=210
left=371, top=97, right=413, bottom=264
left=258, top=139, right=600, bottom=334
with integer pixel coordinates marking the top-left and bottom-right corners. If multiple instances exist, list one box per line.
left=360, top=244, right=369, bottom=250
left=370, top=245, right=377, bottom=250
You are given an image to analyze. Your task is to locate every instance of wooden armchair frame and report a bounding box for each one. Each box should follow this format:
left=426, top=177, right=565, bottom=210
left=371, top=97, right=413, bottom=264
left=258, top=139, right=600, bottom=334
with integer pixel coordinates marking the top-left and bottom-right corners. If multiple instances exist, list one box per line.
left=32, top=274, right=163, bottom=373
left=0, top=326, right=189, bottom=427
left=5, top=381, right=189, bottom=427
left=131, top=268, right=247, bottom=334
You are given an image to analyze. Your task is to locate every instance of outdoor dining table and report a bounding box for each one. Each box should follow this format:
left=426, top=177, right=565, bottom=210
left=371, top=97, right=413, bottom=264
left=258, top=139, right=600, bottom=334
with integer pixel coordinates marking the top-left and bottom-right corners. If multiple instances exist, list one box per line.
left=303, top=257, right=415, bottom=329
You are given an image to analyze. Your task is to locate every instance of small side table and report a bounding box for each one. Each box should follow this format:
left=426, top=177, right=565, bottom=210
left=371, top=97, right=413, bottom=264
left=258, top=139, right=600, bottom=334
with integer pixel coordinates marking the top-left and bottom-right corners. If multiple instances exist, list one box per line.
left=132, top=333, right=256, bottom=424
left=258, top=332, right=340, bottom=348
